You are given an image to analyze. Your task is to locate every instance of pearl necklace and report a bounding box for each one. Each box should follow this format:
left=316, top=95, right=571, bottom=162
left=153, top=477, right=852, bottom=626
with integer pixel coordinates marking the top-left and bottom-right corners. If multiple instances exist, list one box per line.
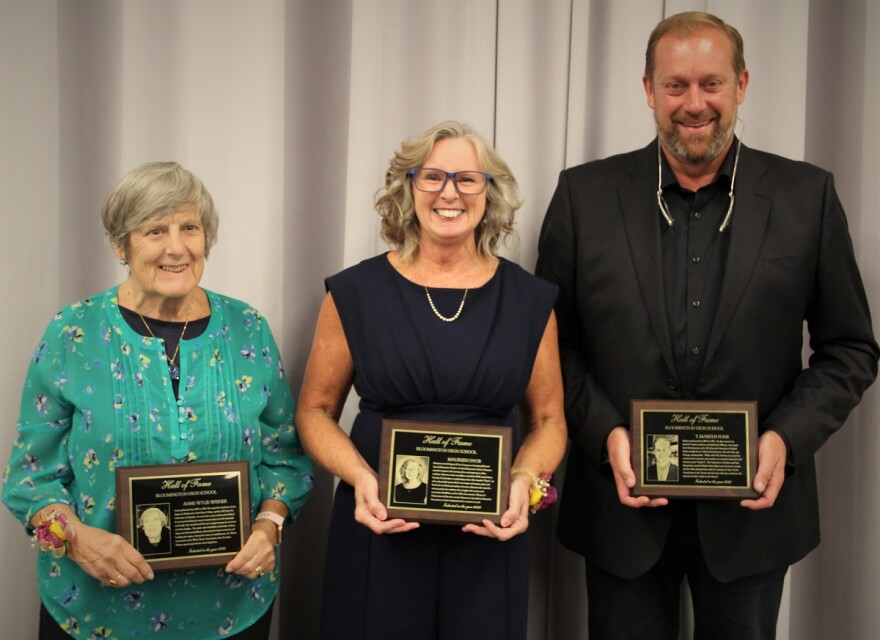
left=424, top=287, right=468, bottom=323
left=133, top=293, right=195, bottom=379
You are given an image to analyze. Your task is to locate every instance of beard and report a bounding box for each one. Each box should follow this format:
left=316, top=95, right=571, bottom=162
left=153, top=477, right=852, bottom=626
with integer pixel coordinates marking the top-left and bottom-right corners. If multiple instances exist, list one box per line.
left=657, top=110, right=737, bottom=165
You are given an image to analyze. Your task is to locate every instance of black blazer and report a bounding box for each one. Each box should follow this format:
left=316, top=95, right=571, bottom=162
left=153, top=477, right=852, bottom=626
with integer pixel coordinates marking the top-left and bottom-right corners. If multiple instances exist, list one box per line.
left=536, top=140, right=878, bottom=582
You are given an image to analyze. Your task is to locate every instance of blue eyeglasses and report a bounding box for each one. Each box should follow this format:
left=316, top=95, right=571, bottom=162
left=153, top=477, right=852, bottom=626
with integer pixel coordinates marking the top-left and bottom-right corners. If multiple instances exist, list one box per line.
left=407, top=168, right=493, bottom=195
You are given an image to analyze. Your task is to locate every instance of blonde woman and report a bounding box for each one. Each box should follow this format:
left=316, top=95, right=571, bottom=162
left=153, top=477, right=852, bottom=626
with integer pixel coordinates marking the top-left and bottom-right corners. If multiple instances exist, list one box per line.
left=297, top=121, right=567, bottom=640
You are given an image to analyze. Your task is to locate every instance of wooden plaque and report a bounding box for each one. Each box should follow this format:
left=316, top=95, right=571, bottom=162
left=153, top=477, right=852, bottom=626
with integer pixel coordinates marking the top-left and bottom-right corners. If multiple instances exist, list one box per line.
left=631, top=400, right=759, bottom=499
left=116, top=461, right=251, bottom=570
left=379, top=419, right=511, bottom=525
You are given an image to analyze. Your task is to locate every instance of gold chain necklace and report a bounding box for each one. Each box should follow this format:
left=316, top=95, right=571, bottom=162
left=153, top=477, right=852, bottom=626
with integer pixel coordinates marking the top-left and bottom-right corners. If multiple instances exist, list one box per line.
left=133, top=294, right=194, bottom=373
left=424, top=287, right=468, bottom=323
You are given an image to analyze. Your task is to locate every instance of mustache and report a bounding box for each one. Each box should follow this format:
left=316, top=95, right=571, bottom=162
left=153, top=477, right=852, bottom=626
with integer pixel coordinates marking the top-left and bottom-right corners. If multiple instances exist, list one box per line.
left=672, top=112, right=719, bottom=125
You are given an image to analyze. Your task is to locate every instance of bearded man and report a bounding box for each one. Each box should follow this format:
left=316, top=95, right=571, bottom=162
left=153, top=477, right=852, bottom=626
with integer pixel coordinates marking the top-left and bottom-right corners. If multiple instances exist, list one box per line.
left=537, top=11, right=878, bottom=638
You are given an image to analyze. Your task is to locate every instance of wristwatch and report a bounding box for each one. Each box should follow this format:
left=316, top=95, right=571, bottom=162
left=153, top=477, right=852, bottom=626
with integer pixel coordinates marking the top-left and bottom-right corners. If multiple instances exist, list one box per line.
left=255, top=511, right=285, bottom=545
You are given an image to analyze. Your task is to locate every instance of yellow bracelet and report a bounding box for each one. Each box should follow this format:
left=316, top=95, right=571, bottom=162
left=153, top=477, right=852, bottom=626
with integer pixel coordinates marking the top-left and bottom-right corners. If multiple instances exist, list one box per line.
left=511, top=468, right=558, bottom=514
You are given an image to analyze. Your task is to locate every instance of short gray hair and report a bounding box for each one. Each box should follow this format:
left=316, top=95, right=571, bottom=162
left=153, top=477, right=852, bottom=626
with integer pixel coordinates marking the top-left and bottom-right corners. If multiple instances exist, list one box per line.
left=375, top=121, right=522, bottom=262
left=101, top=162, right=219, bottom=259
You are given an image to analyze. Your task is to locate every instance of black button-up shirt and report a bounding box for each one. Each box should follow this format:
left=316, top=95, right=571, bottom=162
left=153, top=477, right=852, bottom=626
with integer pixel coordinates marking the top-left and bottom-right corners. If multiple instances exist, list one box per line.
left=659, top=140, right=738, bottom=397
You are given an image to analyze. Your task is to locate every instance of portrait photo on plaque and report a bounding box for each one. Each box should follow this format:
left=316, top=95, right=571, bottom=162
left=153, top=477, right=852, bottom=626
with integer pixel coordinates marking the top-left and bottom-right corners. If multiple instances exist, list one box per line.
left=379, top=419, right=511, bottom=525
left=645, top=435, right=680, bottom=483
left=392, top=455, right=430, bottom=505
left=135, top=503, right=173, bottom=557
left=631, top=400, right=758, bottom=498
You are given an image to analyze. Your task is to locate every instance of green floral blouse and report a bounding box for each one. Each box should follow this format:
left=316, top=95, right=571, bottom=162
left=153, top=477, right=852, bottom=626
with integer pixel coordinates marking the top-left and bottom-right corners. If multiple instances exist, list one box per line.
left=2, top=287, right=313, bottom=638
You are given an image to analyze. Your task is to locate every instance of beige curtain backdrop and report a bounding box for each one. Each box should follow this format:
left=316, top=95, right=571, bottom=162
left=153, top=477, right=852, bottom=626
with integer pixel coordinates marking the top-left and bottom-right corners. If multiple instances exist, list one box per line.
left=1, top=1, right=877, bottom=638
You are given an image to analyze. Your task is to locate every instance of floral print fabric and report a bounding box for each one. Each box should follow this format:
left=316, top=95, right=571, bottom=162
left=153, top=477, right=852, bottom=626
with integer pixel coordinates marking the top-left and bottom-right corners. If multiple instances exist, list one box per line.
left=3, top=287, right=313, bottom=639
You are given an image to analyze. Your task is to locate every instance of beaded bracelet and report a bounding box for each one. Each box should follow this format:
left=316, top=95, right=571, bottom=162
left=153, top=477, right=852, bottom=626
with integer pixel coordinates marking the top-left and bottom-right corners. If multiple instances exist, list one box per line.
left=33, top=510, right=75, bottom=558
left=511, top=469, right=558, bottom=514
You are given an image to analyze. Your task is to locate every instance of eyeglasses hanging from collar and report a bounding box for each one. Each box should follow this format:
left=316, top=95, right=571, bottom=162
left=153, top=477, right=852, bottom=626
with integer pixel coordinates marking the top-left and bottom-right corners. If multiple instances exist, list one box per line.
left=656, top=135, right=742, bottom=234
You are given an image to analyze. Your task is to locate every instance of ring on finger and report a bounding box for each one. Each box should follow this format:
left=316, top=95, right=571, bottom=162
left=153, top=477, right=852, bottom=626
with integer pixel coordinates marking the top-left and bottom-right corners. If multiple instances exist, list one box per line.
left=255, top=565, right=264, bottom=577
left=109, top=572, right=122, bottom=586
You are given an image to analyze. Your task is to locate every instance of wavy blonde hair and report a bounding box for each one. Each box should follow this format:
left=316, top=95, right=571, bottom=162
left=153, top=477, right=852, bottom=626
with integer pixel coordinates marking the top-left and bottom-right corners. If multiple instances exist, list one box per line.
left=376, top=121, right=522, bottom=262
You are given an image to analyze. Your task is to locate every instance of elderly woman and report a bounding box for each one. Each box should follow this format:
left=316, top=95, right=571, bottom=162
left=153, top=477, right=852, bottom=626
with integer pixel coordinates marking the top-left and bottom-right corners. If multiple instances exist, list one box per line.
left=2, top=162, right=313, bottom=639
left=296, top=121, right=567, bottom=639
left=137, top=506, right=171, bottom=554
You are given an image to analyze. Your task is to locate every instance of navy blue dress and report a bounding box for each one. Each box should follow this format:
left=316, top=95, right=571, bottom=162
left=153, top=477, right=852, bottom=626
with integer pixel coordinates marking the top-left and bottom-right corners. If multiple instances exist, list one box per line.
left=320, top=253, right=557, bottom=640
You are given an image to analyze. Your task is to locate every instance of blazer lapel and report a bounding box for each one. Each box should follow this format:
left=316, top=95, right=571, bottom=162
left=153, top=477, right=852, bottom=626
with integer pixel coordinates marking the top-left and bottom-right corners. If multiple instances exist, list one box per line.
left=620, top=141, right=677, bottom=378
left=704, top=144, right=771, bottom=367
